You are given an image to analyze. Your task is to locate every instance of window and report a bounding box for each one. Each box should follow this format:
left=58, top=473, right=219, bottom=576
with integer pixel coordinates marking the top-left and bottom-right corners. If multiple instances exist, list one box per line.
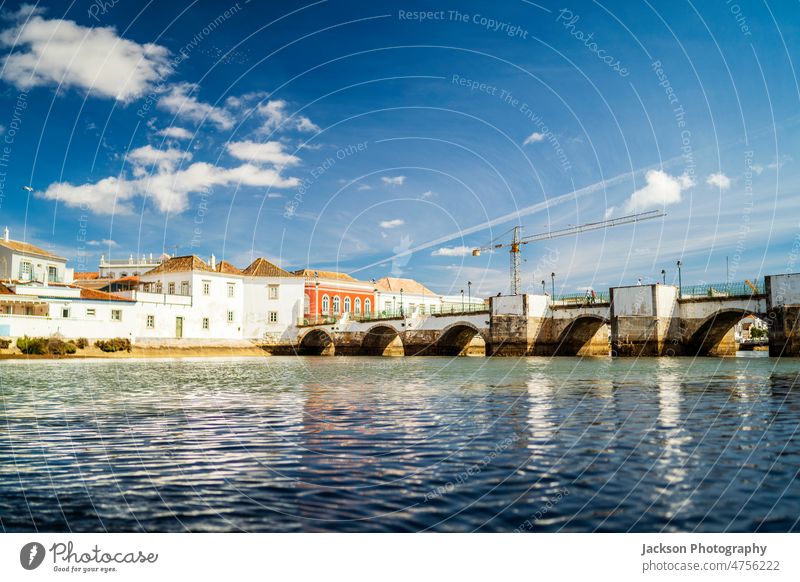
left=227, top=283, right=235, bottom=298
left=21, top=261, right=32, bottom=279
left=333, top=296, right=341, bottom=313
left=86, top=308, right=96, bottom=317
left=419, top=304, right=425, bottom=315
left=354, top=298, right=361, bottom=314
left=364, top=299, right=371, bottom=314
left=181, top=281, right=189, bottom=295
left=168, top=282, right=175, bottom=294
left=268, top=311, right=278, bottom=323
left=111, top=309, right=122, bottom=321
left=321, top=295, right=330, bottom=314
left=227, top=310, right=234, bottom=323
left=48, top=266, right=58, bottom=282
left=25, top=306, right=33, bottom=316
left=344, top=297, right=351, bottom=313
left=430, top=304, right=436, bottom=314
left=203, top=281, right=210, bottom=295
left=202, top=317, right=209, bottom=330
left=268, top=285, right=279, bottom=300
left=61, top=307, right=70, bottom=318
left=156, top=282, right=163, bottom=293
left=304, top=294, right=310, bottom=314
left=146, top=315, right=155, bottom=329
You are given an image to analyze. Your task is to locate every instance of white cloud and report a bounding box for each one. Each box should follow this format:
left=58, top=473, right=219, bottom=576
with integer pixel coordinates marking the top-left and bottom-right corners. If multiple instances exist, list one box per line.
left=356, top=183, right=371, bottom=191
left=604, top=206, right=616, bottom=219
left=706, top=172, right=731, bottom=190
left=37, top=155, right=300, bottom=215
left=257, top=99, right=319, bottom=134
left=523, top=132, right=546, bottom=145
left=420, top=190, right=434, bottom=198
left=157, top=127, right=193, bottom=140
left=0, top=14, right=171, bottom=102
left=623, top=170, right=694, bottom=213
left=87, top=239, right=117, bottom=247
left=381, top=176, right=406, bottom=186
left=431, top=245, right=472, bottom=257
left=380, top=219, right=404, bottom=229
left=127, top=145, right=191, bottom=174
left=226, top=140, right=300, bottom=167
left=158, top=83, right=234, bottom=130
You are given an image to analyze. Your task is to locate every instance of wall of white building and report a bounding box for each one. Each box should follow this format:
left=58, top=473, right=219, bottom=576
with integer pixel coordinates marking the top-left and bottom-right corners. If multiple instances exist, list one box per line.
left=0, top=299, right=137, bottom=339
left=0, top=247, right=70, bottom=284
left=243, top=276, right=304, bottom=342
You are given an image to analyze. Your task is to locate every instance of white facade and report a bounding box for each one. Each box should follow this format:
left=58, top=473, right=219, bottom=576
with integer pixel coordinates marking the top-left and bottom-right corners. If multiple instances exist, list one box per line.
left=375, top=290, right=441, bottom=316
left=0, top=228, right=72, bottom=284
left=243, top=275, right=304, bottom=342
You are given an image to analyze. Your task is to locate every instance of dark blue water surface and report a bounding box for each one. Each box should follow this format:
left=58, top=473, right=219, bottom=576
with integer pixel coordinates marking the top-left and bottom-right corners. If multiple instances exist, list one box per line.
left=1, top=355, right=799, bottom=532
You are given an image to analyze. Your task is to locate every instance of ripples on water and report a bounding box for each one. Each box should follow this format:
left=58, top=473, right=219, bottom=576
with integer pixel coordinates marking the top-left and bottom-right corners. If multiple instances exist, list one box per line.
left=1, top=355, right=799, bottom=532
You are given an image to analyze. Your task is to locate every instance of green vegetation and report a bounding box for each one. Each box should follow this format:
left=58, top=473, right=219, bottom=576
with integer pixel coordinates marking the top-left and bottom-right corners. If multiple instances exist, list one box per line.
left=0, top=338, right=11, bottom=349
left=16, top=336, right=80, bottom=355
left=94, top=338, right=131, bottom=352
left=74, top=337, right=89, bottom=349
left=750, top=327, right=767, bottom=339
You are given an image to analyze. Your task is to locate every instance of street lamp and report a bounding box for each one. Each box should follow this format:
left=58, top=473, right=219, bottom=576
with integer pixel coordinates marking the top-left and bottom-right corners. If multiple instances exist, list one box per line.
left=661, top=269, right=666, bottom=285
left=541, top=280, right=546, bottom=295
left=400, top=288, right=404, bottom=317
left=550, top=272, right=556, bottom=298
left=677, top=260, right=683, bottom=298
left=467, top=281, right=472, bottom=311
left=460, top=289, right=464, bottom=312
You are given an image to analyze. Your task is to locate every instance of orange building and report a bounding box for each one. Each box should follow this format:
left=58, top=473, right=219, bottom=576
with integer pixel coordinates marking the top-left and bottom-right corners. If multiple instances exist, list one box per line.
left=294, top=269, right=375, bottom=322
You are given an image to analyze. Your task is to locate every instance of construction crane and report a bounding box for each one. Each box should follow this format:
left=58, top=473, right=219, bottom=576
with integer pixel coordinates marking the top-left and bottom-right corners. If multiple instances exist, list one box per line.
left=471, top=209, right=666, bottom=295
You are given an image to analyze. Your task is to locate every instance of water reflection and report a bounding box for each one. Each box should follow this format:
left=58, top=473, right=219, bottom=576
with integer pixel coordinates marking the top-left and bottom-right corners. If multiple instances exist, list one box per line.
left=1, top=356, right=799, bottom=532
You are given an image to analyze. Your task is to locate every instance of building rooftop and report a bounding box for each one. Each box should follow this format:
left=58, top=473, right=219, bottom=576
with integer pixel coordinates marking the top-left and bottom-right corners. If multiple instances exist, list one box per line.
left=215, top=260, right=244, bottom=275
left=374, top=277, right=435, bottom=296
left=0, top=231, right=64, bottom=261
left=293, top=269, right=358, bottom=282
left=143, top=255, right=214, bottom=275
left=242, top=257, right=291, bottom=277
left=74, top=271, right=100, bottom=280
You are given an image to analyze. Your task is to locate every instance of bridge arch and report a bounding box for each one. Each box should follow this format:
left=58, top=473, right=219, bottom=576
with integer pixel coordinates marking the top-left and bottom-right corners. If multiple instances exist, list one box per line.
left=298, top=329, right=335, bottom=356
left=685, top=308, right=764, bottom=356
left=360, top=324, right=404, bottom=356
left=554, top=315, right=610, bottom=356
left=436, top=322, right=488, bottom=356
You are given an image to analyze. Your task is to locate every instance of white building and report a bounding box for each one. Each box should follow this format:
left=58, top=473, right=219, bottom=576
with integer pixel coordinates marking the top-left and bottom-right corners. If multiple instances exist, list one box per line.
left=98, top=252, right=164, bottom=278
left=241, top=258, right=305, bottom=342
left=374, top=277, right=441, bottom=316
left=0, top=227, right=73, bottom=284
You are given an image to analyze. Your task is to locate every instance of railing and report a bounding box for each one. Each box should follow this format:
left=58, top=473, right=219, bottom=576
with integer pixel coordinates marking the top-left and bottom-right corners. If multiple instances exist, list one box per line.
left=551, top=291, right=610, bottom=305
left=299, top=304, right=488, bottom=325
left=679, top=280, right=763, bottom=298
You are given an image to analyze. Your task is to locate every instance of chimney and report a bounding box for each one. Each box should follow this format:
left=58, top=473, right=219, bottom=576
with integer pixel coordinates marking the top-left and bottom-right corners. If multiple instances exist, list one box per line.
left=3, top=227, right=8, bottom=242
left=210, top=254, right=216, bottom=269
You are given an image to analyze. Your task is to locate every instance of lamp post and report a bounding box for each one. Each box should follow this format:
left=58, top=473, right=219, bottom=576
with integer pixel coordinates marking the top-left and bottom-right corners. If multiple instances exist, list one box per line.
left=677, top=260, right=683, bottom=298
left=467, top=281, right=472, bottom=312
left=460, top=289, right=464, bottom=312
left=400, top=288, right=404, bottom=317
left=315, top=280, right=320, bottom=324
left=661, top=269, right=666, bottom=285
left=550, top=272, right=556, bottom=298
left=541, top=280, right=546, bottom=295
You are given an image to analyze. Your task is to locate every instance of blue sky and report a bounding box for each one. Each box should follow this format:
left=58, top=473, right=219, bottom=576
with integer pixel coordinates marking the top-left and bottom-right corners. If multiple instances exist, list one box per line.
left=0, top=0, right=798, bottom=296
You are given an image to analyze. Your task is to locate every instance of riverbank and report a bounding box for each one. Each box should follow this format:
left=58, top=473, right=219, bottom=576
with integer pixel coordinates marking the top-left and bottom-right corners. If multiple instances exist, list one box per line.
left=0, top=345, right=277, bottom=359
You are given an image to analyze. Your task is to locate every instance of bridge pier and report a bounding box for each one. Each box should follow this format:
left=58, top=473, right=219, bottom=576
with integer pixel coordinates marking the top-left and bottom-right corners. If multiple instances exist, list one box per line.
left=766, top=274, right=800, bottom=357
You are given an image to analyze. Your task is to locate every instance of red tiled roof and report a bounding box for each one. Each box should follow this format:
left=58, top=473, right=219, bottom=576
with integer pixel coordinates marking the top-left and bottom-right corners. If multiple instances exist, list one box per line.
left=0, top=282, right=14, bottom=295
left=374, top=277, right=435, bottom=296
left=144, top=255, right=213, bottom=274
left=215, top=260, right=244, bottom=275
left=78, top=288, right=134, bottom=302
left=0, top=239, right=64, bottom=260
left=74, top=271, right=100, bottom=280
left=242, top=257, right=291, bottom=277
left=293, top=269, right=357, bottom=282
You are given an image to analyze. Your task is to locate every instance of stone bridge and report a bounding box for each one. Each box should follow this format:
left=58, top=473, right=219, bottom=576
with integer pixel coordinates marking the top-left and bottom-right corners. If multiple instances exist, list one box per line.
left=293, top=273, right=800, bottom=357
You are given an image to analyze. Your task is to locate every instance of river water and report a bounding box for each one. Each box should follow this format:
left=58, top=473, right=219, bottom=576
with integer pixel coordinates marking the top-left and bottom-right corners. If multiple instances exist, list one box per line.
left=1, top=354, right=798, bottom=532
